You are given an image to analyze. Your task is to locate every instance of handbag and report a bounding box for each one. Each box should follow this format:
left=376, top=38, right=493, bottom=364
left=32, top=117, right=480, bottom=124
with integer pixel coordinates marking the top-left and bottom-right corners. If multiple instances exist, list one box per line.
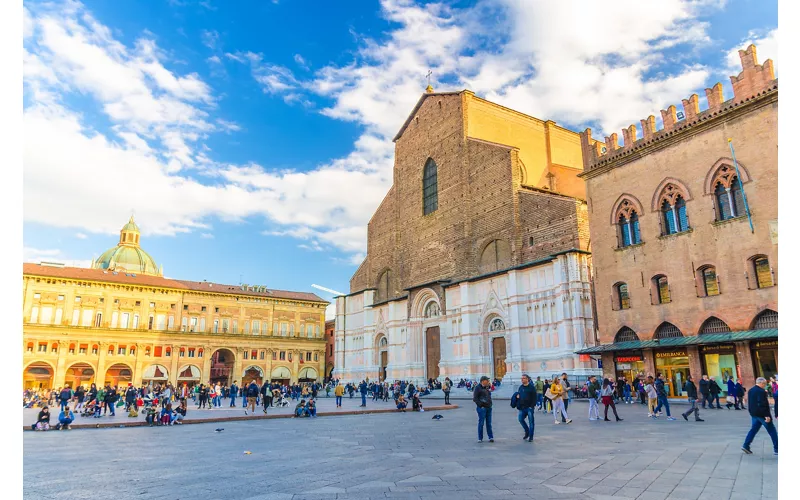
left=726, top=395, right=735, bottom=404
left=545, top=388, right=555, bottom=400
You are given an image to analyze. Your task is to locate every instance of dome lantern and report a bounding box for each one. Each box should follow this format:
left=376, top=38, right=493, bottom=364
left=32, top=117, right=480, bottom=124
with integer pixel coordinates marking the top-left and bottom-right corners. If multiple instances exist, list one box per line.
left=92, top=216, right=161, bottom=276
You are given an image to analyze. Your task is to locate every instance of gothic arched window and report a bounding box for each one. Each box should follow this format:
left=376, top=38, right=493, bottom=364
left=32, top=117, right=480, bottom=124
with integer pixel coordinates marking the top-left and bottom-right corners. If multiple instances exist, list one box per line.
left=423, top=158, right=438, bottom=215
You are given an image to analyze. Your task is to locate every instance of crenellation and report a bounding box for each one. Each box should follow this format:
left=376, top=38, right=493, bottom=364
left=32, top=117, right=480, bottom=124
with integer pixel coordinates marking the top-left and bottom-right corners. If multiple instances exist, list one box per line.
left=580, top=43, right=776, bottom=173
left=622, top=124, right=637, bottom=147
left=681, top=94, right=700, bottom=122
left=704, top=82, right=724, bottom=113
left=640, top=115, right=656, bottom=140
left=660, top=105, right=678, bottom=132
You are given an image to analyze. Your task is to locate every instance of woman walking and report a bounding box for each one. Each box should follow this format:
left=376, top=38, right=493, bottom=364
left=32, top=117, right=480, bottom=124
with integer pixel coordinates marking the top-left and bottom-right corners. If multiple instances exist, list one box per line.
left=443, top=377, right=452, bottom=405
left=549, top=378, right=572, bottom=424
left=601, top=379, right=623, bottom=422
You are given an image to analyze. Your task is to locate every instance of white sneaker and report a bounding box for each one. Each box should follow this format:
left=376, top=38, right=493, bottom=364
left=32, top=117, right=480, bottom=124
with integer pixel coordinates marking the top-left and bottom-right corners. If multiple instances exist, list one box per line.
left=554, top=421, right=560, bottom=424
left=589, top=418, right=597, bottom=421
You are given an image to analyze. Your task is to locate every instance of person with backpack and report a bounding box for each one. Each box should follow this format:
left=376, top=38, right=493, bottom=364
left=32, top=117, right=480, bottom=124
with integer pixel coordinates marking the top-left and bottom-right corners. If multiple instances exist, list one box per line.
left=653, top=373, right=676, bottom=420
left=443, top=377, right=452, bottom=405
left=742, top=377, right=778, bottom=456
left=245, top=379, right=259, bottom=415
left=103, top=385, right=117, bottom=417
left=473, top=376, right=494, bottom=443
left=260, top=380, right=272, bottom=414
left=59, top=385, right=74, bottom=412
left=514, top=374, right=537, bottom=442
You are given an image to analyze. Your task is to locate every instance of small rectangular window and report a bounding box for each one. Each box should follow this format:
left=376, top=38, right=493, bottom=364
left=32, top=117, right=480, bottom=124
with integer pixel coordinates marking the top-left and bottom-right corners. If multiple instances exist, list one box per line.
left=91, top=346, right=98, bottom=355
left=243, top=351, right=249, bottom=360
left=38, top=343, right=47, bottom=352
left=154, top=346, right=163, bottom=357
left=280, top=351, right=286, bottom=360
left=259, top=351, right=265, bottom=360
left=74, top=296, right=81, bottom=302
left=188, top=349, right=195, bottom=358
left=33, top=293, right=41, bottom=299
left=201, top=306, right=207, bottom=312
left=79, top=344, right=87, bottom=354
left=150, top=302, right=155, bottom=308
left=135, top=301, right=141, bottom=306
left=118, top=346, right=126, bottom=355
left=57, top=295, right=64, bottom=301
left=183, top=305, right=188, bottom=310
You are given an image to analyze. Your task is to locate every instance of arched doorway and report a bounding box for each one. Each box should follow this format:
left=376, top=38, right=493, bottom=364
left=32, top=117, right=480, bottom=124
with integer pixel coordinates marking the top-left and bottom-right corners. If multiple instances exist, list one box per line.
left=24, top=362, right=54, bottom=390
left=104, top=363, right=133, bottom=387
left=210, top=349, right=235, bottom=385
left=377, top=336, right=389, bottom=382
left=242, top=366, right=264, bottom=386
left=65, top=363, right=95, bottom=389
left=488, top=317, right=507, bottom=380
left=142, top=364, right=169, bottom=386
left=298, top=366, right=318, bottom=383
left=177, top=365, right=201, bottom=388
left=271, top=366, right=291, bottom=386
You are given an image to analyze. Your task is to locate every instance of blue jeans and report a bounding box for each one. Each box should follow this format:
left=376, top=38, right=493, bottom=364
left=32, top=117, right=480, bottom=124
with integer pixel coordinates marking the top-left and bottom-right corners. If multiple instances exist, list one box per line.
left=60, top=400, right=70, bottom=412
left=335, top=396, right=342, bottom=406
left=654, top=394, right=671, bottom=416
left=476, top=407, right=493, bottom=441
left=518, top=408, right=534, bottom=439
left=361, top=394, right=367, bottom=406
left=743, top=417, right=778, bottom=452
left=230, top=395, right=236, bottom=407
left=536, top=394, right=543, bottom=407
left=623, top=389, right=632, bottom=403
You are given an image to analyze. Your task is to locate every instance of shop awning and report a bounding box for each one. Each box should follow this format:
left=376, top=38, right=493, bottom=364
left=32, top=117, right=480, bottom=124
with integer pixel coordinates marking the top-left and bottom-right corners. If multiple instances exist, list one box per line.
left=575, top=328, right=777, bottom=354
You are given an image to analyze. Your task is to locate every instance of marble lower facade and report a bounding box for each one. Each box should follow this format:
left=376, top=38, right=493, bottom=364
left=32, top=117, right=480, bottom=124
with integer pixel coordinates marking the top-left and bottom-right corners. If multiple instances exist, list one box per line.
left=334, top=251, right=602, bottom=385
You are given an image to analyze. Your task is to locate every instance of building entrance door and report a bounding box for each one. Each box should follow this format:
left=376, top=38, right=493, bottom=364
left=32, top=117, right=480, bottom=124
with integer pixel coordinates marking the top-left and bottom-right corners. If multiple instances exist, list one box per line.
left=425, top=326, right=440, bottom=380
left=492, top=337, right=507, bottom=380
left=380, top=351, right=388, bottom=382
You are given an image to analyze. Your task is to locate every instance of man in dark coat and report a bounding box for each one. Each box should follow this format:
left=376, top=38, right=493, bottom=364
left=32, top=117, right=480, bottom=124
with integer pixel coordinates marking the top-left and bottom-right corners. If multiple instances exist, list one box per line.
left=699, top=375, right=711, bottom=409
left=473, top=376, right=494, bottom=443
left=709, top=377, right=723, bottom=409
left=681, top=375, right=704, bottom=422
left=742, top=377, right=778, bottom=455
left=516, top=374, right=537, bottom=442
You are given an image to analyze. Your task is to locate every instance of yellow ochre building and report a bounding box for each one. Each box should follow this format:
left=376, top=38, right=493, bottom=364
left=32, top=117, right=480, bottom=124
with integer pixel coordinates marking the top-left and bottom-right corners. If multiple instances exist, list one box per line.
left=23, top=217, right=328, bottom=391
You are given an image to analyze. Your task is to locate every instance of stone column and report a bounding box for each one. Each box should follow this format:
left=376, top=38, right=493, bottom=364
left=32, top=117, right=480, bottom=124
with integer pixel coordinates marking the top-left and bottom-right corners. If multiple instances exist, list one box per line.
left=643, top=349, right=656, bottom=378
left=735, top=341, right=756, bottom=388
left=54, top=341, right=69, bottom=388
left=291, top=350, right=300, bottom=384
left=601, top=352, right=615, bottom=381
left=133, top=343, right=146, bottom=386
left=265, top=349, right=273, bottom=383
left=96, top=342, right=109, bottom=387
left=687, top=346, right=703, bottom=384
left=201, top=347, right=212, bottom=384
left=318, top=351, right=325, bottom=382
left=169, top=345, right=180, bottom=386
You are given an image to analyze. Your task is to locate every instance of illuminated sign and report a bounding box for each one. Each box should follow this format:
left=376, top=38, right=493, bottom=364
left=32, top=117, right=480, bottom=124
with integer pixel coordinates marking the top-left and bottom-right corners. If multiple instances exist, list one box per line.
left=616, top=356, right=642, bottom=363
left=656, top=350, right=687, bottom=358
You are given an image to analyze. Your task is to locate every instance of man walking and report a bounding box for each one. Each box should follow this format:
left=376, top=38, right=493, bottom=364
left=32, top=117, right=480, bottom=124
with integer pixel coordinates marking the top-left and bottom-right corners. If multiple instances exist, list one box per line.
left=709, top=377, right=723, bottom=409
left=104, top=385, right=117, bottom=417
left=587, top=375, right=601, bottom=421
left=260, top=380, right=271, bottom=414
left=443, top=377, right=452, bottom=405
left=653, top=373, right=676, bottom=420
left=473, top=376, right=494, bottom=443
left=517, top=374, right=537, bottom=442
left=742, top=377, right=778, bottom=456
left=681, top=375, right=704, bottom=422
left=359, top=380, right=368, bottom=407
left=727, top=377, right=740, bottom=410
left=245, top=379, right=259, bottom=416
left=699, top=375, right=712, bottom=409
left=534, top=377, right=544, bottom=411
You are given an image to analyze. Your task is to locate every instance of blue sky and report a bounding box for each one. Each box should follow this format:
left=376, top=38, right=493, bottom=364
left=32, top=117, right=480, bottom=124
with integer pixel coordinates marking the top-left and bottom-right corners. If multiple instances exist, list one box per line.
left=22, top=0, right=777, bottom=312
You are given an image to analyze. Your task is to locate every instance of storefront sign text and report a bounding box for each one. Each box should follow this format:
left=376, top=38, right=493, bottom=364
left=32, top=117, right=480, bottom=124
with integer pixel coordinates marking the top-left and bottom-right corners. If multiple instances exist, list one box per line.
left=754, top=340, right=778, bottom=349
left=616, top=356, right=642, bottom=363
left=656, top=350, right=687, bottom=358
left=701, top=344, right=735, bottom=354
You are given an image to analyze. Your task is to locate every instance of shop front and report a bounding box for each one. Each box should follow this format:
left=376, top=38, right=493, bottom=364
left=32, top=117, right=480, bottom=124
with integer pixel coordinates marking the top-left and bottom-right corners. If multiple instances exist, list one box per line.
left=614, top=352, right=645, bottom=383
left=655, top=349, right=690, bottom=398
left=751, top=339, right=778, bottom=380
left=700, top=344, right=738, bottom=395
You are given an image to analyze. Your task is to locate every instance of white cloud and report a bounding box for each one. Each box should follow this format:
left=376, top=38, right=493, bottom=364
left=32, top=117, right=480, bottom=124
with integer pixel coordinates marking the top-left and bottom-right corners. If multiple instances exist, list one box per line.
left=201, top=233, right=214, bottom=239
left=75, top=233, right=88, bottom=239
left=23, top=247, right=92, bottom=268
left=294, top=53, right=309, bottom=70
left=201, top=29, right=219, bottom=50
left=726, top=28, right=778, bottom=75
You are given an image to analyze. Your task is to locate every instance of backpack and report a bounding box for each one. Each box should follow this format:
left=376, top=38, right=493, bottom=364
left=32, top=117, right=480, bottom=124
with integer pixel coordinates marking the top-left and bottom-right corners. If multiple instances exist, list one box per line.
left=60, top=388, right=72, bottom=400
left=510, top=392, right=519, bottom=409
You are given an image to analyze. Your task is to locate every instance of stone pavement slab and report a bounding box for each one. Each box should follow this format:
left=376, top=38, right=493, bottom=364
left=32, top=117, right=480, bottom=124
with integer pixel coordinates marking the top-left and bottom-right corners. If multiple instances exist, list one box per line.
left=23, top=400, right=777, bottom=499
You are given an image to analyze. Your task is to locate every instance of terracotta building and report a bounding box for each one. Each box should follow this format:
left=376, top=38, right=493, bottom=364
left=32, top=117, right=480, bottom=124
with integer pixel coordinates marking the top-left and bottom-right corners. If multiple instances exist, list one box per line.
left=23, top=217, right=328, bottom=390
left=335, top=86, right=599, bottom=385
left=576, top=45, right=778, bottom=395
left=325, top=319, right=335, bottom=381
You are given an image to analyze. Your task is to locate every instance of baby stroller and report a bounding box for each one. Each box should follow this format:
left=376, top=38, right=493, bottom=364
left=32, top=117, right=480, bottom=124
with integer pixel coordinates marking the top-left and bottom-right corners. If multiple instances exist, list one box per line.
left=81, top=399, right=98, bottom=417
left=274, top=394, right=290, bottom=408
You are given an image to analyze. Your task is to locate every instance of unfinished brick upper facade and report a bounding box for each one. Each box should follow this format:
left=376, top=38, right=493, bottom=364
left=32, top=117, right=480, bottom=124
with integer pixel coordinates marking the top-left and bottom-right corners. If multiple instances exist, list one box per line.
left=337, top=90, right=598, bottom=384
left=578, top=45, right=778, bottom=389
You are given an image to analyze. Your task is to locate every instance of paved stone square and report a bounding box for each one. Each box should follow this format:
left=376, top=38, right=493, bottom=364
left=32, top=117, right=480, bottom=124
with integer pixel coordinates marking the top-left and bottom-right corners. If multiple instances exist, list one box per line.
left=23, top=400, right=777, bottom=500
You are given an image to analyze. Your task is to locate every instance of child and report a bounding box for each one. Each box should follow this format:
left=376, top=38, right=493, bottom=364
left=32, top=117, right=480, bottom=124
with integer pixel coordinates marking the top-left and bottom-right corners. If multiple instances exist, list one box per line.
left=645, top=376, right=658, bottom=418
left=93, top=400, right=103, bottom=418
left=145, top=405, right=158, bottom=426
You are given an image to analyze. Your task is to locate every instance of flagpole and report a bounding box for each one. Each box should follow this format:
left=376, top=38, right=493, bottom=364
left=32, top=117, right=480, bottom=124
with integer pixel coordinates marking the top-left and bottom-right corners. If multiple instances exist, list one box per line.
left=727, top=138, right=754, bottom=234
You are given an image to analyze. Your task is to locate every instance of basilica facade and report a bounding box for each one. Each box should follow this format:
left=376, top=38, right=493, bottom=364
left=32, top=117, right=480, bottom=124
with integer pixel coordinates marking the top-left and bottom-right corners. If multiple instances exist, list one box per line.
left=334, top=88, right=601, bottom=385
left=23, top=218, right=328, bottom=390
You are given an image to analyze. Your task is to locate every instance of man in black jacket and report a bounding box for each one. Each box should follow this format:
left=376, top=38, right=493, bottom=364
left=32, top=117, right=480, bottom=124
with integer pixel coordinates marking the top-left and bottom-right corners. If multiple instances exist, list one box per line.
left=699, top=375, right=711, bottom=409
left=742, top=377, right=778, bottom=455
left=681, top=375, right=704, bottom=422
left=709, top=377, right=723, bottom=409
left=473, top=376, right=494, bottom=443
left=516, top=374, right=537, bottom=442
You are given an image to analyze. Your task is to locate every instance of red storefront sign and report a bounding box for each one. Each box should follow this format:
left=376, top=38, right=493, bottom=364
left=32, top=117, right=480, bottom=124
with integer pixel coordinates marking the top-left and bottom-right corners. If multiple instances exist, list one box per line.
left=616, top=356, right=642, bottom=363
left=579, top=354, right=591, bottom=362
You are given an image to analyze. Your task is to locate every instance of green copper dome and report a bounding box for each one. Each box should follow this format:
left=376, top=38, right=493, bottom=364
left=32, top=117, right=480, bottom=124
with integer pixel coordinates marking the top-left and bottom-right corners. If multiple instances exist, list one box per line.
left=91, top=216, right=162, bottom=276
